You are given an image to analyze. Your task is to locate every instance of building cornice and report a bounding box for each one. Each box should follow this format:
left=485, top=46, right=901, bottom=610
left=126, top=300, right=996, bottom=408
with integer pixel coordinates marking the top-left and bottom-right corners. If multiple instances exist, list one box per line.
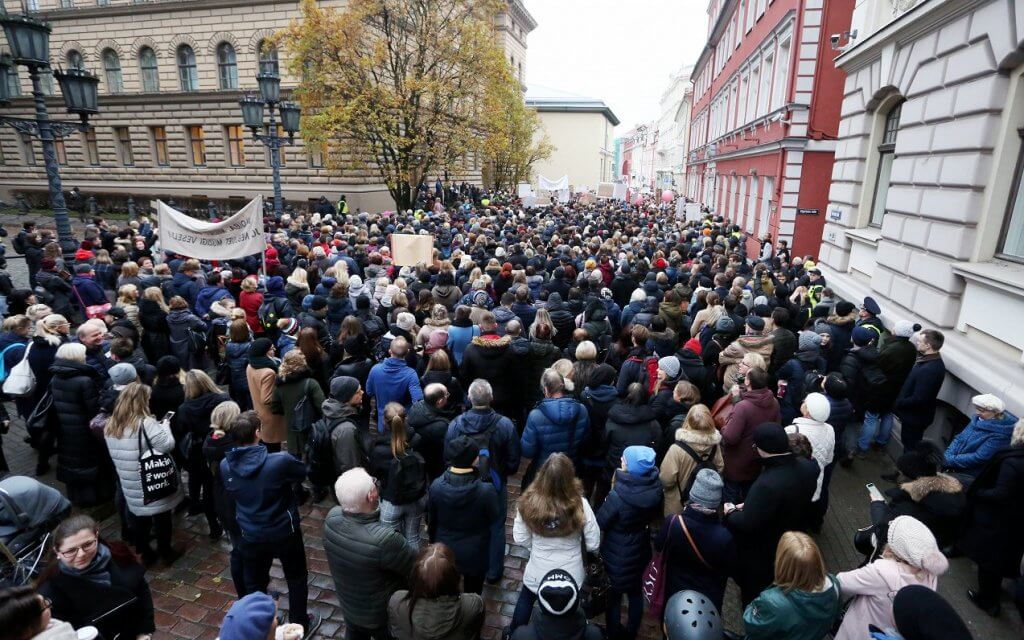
left=529, top=103, right=621, bottom=127
left=507, top=0, right=538, bottom=33
left=2, top=87, right=293, bottom=110
left=693, top=0, right=738, bottom=77
left=834, top=0, right=992, bottom=73
left=33, top=0, right=289, bottom=20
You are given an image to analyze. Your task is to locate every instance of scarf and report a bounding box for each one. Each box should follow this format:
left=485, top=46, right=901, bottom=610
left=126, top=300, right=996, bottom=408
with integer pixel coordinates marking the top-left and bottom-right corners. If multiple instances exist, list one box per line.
left=60, top=542, right=112, bottom=586
left=248, top=355, right=280, bottom=372
left=915, top=352, right=941, bottom=365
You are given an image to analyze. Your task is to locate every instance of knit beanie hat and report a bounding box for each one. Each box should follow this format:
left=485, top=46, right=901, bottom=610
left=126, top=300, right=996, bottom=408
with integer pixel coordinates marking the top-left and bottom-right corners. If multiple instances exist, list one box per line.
left=219, top=592, right=276, bottom=640
left=108, top=362, right=137, bottom=386
left=896, top=441, right=941, bottom=480
left=349, top=275, right=365, bottom=296
left=835, top=300, right=855, bottom=316
left=250, top=338, right=274, bottom=358
left=851, top=326, right=875, bottom=346
left=657, top=356, right=680, bottom=381
left=894, top=320, right=921, bottom=338
left=281, top=318, right=299, bottom=335
left=330, top=376, right=360, bottom=403
left=311, top=295, right=328, bottom=311
left=804, top=392, right=831, bottom=423
left=886, top=516, right=949, bottom=574
left=823, top=374, right=848, bottom=400
left=714, top=316, right=735, bottom=334
left=753, top=422, right=789, bottom=454
left=589, top=363, right=617, bottom=388
left=445, top=435, right=479, bottom=468
left=623, top=445, right=655, bottom=475
left=427, top=330, right=449, bottom=352
left=798, top=331, right=822, bottom=352
left=356, top=294, right=371, bottom=310
left=155, top=355, right=182, bottom=377
left=396, top=312, right=416, bottom=332
left=536, top=569, right=579, bottom=616
left=688, top=468, right=723, bottom=510
left=343, top=334, right=368, bottom=358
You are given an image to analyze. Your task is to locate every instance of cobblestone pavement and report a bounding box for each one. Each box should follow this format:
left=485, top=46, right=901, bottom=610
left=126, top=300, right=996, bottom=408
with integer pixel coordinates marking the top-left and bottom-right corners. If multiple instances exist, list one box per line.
left=3, top=414, right=1021, bottom=640
left=0, top=215, right=1020, bottom=638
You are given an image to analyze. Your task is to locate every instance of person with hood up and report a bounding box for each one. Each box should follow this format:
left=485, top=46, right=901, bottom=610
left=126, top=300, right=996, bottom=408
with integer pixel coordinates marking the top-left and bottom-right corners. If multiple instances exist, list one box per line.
left=597, top=446, right=664, bottom=640
left=426, top=437, right=500, bottom=595
left=220, top=410, right=320, bottom=636
left=834, top=516, right=949, bottom=640
left=458, top=311, right=518, bottom=420
left=579, top=363, right=618, bottom=506
left=166, top=295, right=207, bottom=370
left=742, top=532, right=841, bottom=640
left=943, top=393, right=1019, bottom=482
left=724, top=422, right=818, bottom=605
left=610, top=267, right=639, bottom=308
left=521, top=370, right=590, bottom=487
left=660, top=404, right=725, bottom=516
left=246, top=338, right=286, bottom=452
left=366, top=336, right=423, bottom=433
left=510, top=569, right=603, bottom=640
left=658, top=289, right=686, bottom=336
left=444, top=379, right=520, bottom=584
left=260, top=276, right=294, bottom=340
left=545, top=292, right=575, bottom=349
left=388, top=543, right=485, bottom=640
left=510, top=454, right=601, bottom=634
left=720, top=367, right=780, bottom=503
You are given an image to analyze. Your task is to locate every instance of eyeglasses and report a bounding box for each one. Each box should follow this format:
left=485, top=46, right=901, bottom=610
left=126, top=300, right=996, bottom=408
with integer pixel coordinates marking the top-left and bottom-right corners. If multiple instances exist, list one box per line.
left=57, top=538, right=98, bottom=559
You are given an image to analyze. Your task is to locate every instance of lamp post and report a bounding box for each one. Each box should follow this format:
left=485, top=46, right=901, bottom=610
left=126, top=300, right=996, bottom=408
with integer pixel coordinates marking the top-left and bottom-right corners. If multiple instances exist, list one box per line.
left=0, top=9, right=99, bottom=259
left=239, top=71, right=300, bottom=215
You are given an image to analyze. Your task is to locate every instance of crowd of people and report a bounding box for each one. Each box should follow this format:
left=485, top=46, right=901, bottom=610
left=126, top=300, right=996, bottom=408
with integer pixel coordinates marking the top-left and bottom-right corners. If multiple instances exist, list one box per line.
left=0, top=187, right=1019, bottom=640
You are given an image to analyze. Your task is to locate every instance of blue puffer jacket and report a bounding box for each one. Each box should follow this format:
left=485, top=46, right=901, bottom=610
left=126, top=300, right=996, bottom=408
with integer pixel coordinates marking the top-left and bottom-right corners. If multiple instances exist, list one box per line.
left=597, top=467, right=664, bottom=590
left=444, top=408, right=521, bottom=485
left=620, top=300, right=645, bottom=329
left=521, top=396, right=589, bottom=464
left=945, top=410, right=1019, bottom=477
left=224, top=340, right=252, bottom=408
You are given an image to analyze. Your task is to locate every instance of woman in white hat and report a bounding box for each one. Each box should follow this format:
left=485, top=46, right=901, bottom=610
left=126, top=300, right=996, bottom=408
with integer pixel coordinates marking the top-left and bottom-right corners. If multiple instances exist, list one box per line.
left=944, top=393, right=1019, bottom=483
left=834, top=516, right=948, bottom=640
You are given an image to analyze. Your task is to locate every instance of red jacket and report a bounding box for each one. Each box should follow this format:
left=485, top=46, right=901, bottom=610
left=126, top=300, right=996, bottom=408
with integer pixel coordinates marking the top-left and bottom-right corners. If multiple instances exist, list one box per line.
left=239, top=290, right=264, bottom=334
left=720, top=387, right=780, bottom=483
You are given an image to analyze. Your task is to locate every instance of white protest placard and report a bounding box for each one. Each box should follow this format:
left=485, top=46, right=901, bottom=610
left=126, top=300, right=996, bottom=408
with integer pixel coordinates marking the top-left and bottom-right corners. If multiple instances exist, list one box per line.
left=538, top=175, right=569, bottom=191
left=391, top=234, right=433, bottom=267
left=157, top=196, right=265, bottom=260
left=517, top=183, right=534, bottom=198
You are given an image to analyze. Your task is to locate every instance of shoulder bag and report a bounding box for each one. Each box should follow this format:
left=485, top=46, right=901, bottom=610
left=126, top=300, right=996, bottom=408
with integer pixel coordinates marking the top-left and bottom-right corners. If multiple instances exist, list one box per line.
left=2, top=342, right=35, bottom=397
left=642, top=514, right=684, bottom=618
left=138, top=421, right=180, bottom=505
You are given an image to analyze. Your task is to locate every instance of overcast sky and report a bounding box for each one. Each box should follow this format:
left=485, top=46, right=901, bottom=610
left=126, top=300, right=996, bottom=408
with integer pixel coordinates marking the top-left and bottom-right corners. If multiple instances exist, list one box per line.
left=522, top=0, right=708, bottom=134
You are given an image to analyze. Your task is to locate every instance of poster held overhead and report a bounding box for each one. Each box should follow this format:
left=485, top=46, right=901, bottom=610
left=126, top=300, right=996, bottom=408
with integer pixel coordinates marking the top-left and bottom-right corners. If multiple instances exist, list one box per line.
left=157, top=196, right=265, bottom=260
left=391, top=234, right=433, bottom=267
left=538, top=175, right=569, bottom=191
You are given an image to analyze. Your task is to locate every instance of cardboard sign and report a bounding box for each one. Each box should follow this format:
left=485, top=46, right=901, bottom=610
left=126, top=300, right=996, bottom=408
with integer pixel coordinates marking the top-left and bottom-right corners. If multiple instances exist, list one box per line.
left=391, top=234, right=433, bottom=267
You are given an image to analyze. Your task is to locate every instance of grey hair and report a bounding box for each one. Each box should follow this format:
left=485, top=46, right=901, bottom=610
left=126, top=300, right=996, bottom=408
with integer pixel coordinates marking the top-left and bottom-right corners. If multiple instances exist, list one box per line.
left=55, top=342, right=86, bottom=364
left=335, top=467, right=375, bottom=512
left=506, top=319, right=522, bottom=336
left=468, top=379, right=493, bottom=408
left=541, top=368, right=565, bottom=396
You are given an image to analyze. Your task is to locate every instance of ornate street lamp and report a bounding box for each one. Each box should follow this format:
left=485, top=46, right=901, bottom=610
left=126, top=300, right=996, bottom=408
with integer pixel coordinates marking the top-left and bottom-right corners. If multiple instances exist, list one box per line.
left=239, top=71, right=300, bottom=215
left=0, top=9, right=100, bottom=260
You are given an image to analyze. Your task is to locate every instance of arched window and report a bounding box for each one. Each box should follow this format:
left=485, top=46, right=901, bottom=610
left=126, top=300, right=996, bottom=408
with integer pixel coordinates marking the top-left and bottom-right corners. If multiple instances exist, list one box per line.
left=869, top=102, right=902, bottom=227
left=177, top=44, right=198, bottom=92
left=102, top=49, right=123, bottom=94
left=258, top=40, right=279, bottom=75
left=217, top=42, right=238, bottom=90
left=138, top=46, right=159, bottom=93
left=66, top=50, right=84, bottom=70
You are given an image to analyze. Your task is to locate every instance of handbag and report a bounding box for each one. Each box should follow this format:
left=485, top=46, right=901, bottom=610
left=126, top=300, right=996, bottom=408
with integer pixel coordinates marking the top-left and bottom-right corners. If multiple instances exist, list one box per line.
left=580, top=547, right=610, bottom=618
left=25, top=390, right=52, bottom=435
left=138, top=421, right=180, bottom=505
left=710, top=394, right=733, bottom=429
left=2, top=342, right=35, bottom=397
left=642, top=514, right=683, bottom=618
left=72, top=285, right=111, bottom=319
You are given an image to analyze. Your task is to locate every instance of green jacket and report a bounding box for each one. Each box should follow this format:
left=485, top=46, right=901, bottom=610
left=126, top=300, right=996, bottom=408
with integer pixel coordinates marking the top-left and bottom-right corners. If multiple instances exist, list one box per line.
left=743, top=575, right=840, bottom=640
left=270, top=368, right=326, bottom=431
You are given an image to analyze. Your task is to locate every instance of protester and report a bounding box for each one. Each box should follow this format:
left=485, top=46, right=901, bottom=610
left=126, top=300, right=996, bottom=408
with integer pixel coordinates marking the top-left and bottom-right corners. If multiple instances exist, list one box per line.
left=388, top=544, right=485, bottom=640
left=660, top=404, right=724, bottom=516
left=246, top=338, right=286, bottom=452
left=202, top=400, right=245, bottom=595
left=521, top=370, right=589, bottom=486
left=366, top=337, right=423, bottom=433
left=177, top=369, right=230, bottom=537
left=510, top=569, right=603, bottom=640
left=944, top=393, right=1019, bottom=483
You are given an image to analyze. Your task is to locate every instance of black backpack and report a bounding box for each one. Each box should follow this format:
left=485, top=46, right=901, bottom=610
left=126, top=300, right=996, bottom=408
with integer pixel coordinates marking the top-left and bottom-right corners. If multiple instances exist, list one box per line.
left=860, top=363, right=887, bottom=394
left=386, top=452, right=427, bottom=505
left=676, top=440, right=718, bottom=498
left=290, top=382, right=320, bottom=433
left=306, top=417, right=337, bottom=487
left=11, top=233, right=25, bottom=255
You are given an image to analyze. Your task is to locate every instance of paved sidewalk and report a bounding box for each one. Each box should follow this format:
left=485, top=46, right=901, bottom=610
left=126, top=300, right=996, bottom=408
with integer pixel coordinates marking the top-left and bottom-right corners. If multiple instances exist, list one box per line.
left=3, top=414, right=1021, bottom=640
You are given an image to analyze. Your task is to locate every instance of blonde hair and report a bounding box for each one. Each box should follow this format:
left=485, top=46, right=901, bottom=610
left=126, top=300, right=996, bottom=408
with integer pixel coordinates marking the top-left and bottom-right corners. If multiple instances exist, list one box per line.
left=1012, top=419, right=1024, bottom=448
left=682, top=404, right=716, bottom=433
left=2, top=315, right=31, bottom=334
left=241, top=276, right=258, bottom=292
left=143, top=287, right=169, bottom=312
left=774, top=531, right=827, bottom=592
left=26, top=304, right=53, bottom=322
left=105, top=382, right=153, bottom=439
left=117, top=284, right=138, bottom=304
left=55, top=342, right=86, bottom=363
left=574, top=340, right=597, bottom=361
left=120, top=261, right=139, bottom=278
left=278, top=349, right=308, bottom=377
left=184, top=369, right=221, bottom=399
left=741, top=352, right=767, bottom=370
left=211, top=401, right=241, bottom=432
left=385, top=402, right=408, bottom=457
left=287, top=267, right=309, bottom=288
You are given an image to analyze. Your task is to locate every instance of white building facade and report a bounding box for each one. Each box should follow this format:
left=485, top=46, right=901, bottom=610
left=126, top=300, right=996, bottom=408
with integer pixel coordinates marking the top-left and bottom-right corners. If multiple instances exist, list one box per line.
left=819, top=0, right=1024, bottom=425
left=655, top=65, right=694, bottom=190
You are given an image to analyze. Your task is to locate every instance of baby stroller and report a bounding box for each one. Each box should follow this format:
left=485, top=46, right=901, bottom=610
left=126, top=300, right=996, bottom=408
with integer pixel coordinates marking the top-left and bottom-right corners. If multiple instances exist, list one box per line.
left=0, top=476, right=71, bottom=587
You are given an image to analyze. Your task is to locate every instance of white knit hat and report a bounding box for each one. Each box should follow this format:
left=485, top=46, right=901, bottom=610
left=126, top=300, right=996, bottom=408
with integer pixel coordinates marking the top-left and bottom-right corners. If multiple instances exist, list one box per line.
left=972, top=393, right=1005, bottom=413
left=804, top=392, right=831, bottom=423
left=894, top=320, right=919, bottom=338
left=886, top=516, right=948, bottom=575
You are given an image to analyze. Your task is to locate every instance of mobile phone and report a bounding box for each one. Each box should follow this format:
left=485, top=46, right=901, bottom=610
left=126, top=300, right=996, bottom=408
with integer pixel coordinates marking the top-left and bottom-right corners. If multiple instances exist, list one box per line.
left=865, top=483, right=876, bottom=491
left=162, top=411, right=175, bottom=423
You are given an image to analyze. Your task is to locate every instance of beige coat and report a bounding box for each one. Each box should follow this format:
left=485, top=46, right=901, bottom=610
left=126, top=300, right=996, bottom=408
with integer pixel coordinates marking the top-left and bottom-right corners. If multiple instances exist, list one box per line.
left=247, top=364, right=286, bottom=444
left=718, top=333, right=775, bottom=391
left=659, top=426, right=724, bottom=516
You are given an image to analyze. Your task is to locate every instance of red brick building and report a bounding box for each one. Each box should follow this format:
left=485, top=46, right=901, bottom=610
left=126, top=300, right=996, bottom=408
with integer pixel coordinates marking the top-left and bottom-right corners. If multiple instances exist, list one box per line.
left=684, top=0, right=853, bottom=258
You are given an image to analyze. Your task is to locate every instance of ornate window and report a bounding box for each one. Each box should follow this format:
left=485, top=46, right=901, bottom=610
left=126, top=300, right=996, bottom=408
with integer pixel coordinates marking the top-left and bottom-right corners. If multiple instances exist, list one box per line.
left=139, top=47, right=159, bottom=93
left=83, top=129, right=100, bottom=166
left=869, top=103, right=902, bottom=227
left=217, top=42, right=238, bottom=90
left=177, top=45, right=198, bottom=92
left=102, top=49, right=123, bottom=94
left=258, top=40, right=279, bottom=75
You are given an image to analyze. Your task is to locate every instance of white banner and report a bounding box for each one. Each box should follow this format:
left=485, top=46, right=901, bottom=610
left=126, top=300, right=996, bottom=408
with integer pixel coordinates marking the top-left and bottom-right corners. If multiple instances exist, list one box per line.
left=538, top=174, right=569, bottom=191
left=158, top=196, right=265, bottom=260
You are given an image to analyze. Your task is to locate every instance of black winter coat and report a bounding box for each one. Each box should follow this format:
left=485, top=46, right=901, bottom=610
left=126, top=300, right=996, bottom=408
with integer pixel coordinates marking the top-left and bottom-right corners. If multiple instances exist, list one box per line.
left=875, top=336, right=917, bottom=410
left=177, top=391, right=231, bottom=465
left=427, top=470, right=500, bottom=577
left=524, top=339, right=561, bottom=406
left=39, top=543, right=155, bottom=639
left=406, top=400, right=458, bottom=482
left=675, top=347, right=711, bottom=403
left=203, top=430, right=240, bottom=537
left=839, top=345, right=885, bottom=413
left=604, top=402, right=660, bottom=472
left=26, top=334, right=65, bottom=409
left=596, top=468, right=663, bottom=590
left=725, top=453, right=818, bottom=600
left=962, top=447, right=1024, bottom=576
left=654, top=506, right=736, bottom=611
left=869, top=473, right=966, bottom=549
left=50, top=358, right=112, bottom=506
left=459, top=334, right=519, bottom=419
left=511, top=610, right=603, bottom=640
left=324, top=508, right=417, bottom=629
left=894, top=355, right=946, bottom=432
left=149, top=378, right=185, bottom=423
left=138, top=298, right=171, bottom=363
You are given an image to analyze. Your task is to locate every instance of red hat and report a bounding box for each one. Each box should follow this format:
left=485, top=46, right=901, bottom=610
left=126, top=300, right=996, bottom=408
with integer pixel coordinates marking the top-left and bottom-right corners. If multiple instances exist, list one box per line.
left=684, top=337, right=702, bottom=355
left=265, top=246, right=278, bottom=259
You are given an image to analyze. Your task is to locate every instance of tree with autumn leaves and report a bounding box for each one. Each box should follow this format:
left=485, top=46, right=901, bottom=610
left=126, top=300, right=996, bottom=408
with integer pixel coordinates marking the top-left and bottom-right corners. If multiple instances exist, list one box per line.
left=279, top=0, right=551, bottom=210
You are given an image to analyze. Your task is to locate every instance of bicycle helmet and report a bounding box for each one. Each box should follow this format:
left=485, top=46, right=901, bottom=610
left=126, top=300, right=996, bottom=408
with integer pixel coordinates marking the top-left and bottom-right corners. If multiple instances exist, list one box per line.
left=664, top=591, right=723, bottom=640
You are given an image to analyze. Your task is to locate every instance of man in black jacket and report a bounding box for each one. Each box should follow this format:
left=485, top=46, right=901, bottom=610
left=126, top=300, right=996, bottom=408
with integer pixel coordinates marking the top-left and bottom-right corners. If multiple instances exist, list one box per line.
left=459, top=312, right=519, bottom=421
left=325, top=467, right=416, bottom=638
left=893, top=329, right=946, bottom=450
left=724, top=422, right=817, bottom=605
left=407, top=383, right=458, bottom=482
